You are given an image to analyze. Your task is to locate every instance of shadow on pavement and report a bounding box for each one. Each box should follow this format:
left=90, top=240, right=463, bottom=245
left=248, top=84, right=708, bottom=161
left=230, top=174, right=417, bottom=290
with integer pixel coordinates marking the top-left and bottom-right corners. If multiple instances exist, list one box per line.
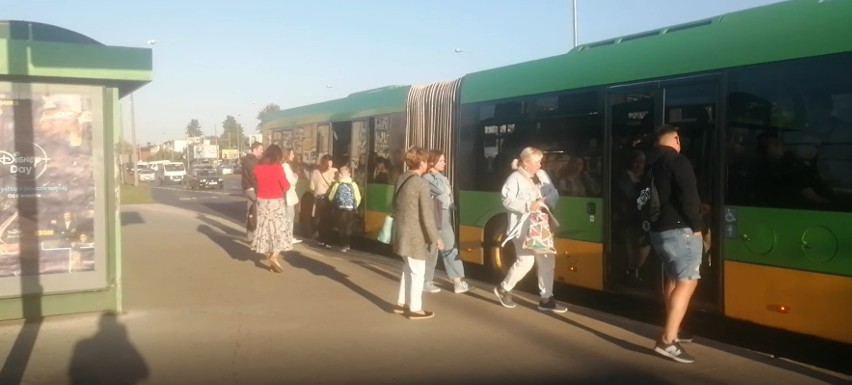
left=200, top=201, right=243, bottom=226
left=68, top=312, right=149, bottom=385
left=120, top=211, right=145, bottom=226
left=350, top=260, right=399, bottom=283
left=283, top=252, right=394, bottom=313
left=195, top=215, right=266, bottom=271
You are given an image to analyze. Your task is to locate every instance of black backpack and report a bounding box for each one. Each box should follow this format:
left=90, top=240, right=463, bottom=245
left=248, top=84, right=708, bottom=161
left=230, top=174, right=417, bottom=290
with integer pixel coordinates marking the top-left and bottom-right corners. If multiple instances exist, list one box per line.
left=636, top=161, right=661, bottom=232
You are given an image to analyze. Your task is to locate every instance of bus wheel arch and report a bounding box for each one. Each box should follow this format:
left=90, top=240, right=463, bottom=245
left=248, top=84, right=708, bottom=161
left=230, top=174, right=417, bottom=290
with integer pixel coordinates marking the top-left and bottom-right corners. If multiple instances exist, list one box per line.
left=483, top=213, right=515, bottom=277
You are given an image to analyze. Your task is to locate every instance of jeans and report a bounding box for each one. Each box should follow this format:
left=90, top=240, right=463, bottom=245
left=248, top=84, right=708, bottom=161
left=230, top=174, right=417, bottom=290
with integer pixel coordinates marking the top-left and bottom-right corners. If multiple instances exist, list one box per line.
left=649, top=227, right=702, bottom=280
left=425, top=208, right=465, bottom=282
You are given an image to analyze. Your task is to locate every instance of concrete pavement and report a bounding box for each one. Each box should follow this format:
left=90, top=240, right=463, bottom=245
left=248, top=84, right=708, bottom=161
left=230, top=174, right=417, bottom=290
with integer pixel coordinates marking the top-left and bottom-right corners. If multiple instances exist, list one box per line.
left=0, top=203, right=847, bottom=384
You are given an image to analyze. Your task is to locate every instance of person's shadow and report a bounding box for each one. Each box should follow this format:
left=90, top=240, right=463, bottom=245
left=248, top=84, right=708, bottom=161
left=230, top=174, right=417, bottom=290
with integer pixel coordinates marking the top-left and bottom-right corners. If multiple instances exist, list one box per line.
left=68, top=312, right=149, bottom=385
left=283, top=252, right=394, bottom=313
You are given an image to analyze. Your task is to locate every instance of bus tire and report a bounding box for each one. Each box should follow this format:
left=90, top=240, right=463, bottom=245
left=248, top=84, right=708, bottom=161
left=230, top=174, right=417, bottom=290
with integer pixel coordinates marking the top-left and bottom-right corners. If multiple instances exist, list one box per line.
left=483, top=214, right=515, bottom=278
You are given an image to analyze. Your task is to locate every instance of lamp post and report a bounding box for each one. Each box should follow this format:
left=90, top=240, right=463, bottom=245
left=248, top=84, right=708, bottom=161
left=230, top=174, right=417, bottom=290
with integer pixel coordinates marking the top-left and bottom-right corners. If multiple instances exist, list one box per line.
left=130, top=39, right=156, bottom=186
left=572, top=0, right=579, bottom=48
left=130, top=93, right=139, bottom=186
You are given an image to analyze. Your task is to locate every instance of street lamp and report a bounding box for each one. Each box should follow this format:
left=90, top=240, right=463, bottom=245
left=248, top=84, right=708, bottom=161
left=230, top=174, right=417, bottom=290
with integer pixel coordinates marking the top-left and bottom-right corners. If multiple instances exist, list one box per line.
left=130, top=38, right=157, bottom=186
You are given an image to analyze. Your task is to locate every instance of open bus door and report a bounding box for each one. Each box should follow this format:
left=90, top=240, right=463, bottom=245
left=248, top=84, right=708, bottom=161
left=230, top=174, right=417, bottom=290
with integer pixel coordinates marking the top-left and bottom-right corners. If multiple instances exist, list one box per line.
left=606, top=76, right=723, bottom=312
left=332, top=120, right=369, bottom=236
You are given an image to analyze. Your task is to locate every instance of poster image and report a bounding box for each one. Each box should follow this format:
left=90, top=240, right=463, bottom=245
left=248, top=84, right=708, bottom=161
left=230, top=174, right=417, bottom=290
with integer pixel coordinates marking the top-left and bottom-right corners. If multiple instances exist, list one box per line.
left=0, top=86, right=98, bottom=280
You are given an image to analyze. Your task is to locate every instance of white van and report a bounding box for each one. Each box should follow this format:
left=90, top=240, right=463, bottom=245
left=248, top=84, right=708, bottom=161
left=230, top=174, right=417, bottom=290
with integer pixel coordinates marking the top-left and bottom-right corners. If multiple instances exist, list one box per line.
left=158, top=162, right=187, bottom=185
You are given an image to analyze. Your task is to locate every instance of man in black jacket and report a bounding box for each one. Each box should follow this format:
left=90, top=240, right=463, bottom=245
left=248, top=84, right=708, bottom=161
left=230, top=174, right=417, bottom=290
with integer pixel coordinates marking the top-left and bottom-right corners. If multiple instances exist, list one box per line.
left=242, top=142, right=264, bottom=242
left=645, top=124, right=702, bottom=364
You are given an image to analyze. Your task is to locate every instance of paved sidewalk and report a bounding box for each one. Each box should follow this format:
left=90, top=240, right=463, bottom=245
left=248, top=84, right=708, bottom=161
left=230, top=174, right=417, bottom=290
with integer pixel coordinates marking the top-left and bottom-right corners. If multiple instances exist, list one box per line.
left=0, top=204, right=848, bottom=385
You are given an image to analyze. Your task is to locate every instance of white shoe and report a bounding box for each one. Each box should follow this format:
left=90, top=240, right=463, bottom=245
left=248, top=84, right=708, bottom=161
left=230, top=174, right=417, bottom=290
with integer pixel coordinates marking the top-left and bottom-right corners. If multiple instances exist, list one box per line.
left=293, top=238, right=303, bottom=244
left=453, top=281, right=470, bottom=294
left=423, top=282, right=441, bottom=293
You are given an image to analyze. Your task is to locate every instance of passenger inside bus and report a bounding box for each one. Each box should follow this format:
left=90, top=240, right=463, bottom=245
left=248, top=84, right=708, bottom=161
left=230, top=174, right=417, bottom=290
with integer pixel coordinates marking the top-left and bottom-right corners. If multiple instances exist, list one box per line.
left=373, top=157, right=390, bottom=184
left=556, top=156, right=600, bottom=197
left=614, top=150, right=650, bottom=285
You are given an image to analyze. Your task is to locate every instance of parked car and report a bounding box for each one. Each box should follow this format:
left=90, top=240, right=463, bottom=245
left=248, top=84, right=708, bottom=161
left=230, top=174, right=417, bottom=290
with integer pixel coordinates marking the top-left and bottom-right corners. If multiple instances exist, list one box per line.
left=187, top=168, right=224, bottom=190
left=137, top=168, right=156, bottom=182
left=218, top=164, right=234, bottom=175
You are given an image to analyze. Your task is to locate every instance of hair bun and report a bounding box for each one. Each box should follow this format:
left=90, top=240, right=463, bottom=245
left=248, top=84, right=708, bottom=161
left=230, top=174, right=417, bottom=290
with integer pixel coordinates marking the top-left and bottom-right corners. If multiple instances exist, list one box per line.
left=511, top=158, right=520, bottom=170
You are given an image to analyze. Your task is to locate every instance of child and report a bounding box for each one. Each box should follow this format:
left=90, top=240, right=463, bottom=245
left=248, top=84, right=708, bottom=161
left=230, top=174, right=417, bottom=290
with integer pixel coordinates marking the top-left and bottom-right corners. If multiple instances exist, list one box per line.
left=327, top=165, right=362, bottom=252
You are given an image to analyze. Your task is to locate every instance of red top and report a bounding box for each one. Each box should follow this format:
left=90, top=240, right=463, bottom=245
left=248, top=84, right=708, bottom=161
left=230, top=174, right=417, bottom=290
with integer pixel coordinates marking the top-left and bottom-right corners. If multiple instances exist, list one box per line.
left=253, top=163, right=290, bottom=199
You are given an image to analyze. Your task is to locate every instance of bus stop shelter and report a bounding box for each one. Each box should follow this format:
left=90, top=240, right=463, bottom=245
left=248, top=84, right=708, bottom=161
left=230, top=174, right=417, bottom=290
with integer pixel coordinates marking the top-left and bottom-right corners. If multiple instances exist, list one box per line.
left=0, top=20, right=152, bottom=319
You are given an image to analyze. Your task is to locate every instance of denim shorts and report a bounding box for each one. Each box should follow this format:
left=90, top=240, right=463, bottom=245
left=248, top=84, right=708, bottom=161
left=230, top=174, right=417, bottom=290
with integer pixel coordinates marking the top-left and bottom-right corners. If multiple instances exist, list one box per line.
left=649, top=228, right=702, bottom=280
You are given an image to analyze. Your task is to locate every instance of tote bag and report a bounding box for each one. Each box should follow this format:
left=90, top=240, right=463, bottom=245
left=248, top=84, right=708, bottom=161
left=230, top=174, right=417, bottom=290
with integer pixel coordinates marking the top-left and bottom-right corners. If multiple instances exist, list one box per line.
left=522, top=209, right=558, bottom=254
left=377, top=215, right=394, bottom=244
left=377, top=175, right=415, bottom=244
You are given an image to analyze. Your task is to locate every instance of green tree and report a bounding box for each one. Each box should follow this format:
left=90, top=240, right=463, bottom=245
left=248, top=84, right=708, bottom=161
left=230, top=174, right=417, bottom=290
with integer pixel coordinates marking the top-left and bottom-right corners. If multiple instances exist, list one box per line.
left=256, top=103, right=281, bottom=131
left=185, top=119, right=203, bottom=138
left=219, top=115, right=246, bottom=150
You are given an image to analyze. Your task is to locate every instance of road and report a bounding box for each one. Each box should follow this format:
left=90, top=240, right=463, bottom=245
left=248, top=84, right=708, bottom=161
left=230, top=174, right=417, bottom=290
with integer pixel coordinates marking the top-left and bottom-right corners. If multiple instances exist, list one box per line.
left=150, top=174, right=246, bottom=226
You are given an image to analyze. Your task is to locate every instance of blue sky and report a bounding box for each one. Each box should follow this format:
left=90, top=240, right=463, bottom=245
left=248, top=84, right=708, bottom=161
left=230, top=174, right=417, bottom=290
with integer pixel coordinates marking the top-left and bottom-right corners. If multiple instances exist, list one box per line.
left=7, top=0, right=783, bottom=145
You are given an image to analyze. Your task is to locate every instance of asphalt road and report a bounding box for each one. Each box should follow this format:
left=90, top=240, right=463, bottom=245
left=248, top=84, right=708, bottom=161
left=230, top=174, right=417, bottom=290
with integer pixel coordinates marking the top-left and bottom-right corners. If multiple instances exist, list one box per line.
left=150, top=174, right=246, bottom=226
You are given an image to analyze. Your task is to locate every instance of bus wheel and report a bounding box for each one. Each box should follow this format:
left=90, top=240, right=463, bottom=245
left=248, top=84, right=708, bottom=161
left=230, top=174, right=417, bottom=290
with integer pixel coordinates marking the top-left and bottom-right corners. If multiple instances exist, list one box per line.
left=491, top=233, right=517, bottom=276
left=483, top=214, right=513, bottom=277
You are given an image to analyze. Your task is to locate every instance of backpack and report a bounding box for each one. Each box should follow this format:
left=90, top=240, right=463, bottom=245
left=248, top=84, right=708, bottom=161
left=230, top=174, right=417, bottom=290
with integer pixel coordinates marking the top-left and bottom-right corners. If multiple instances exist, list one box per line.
left=333, top=182, right=356, bottom=209
left=636, top=162, right=661, bottom=232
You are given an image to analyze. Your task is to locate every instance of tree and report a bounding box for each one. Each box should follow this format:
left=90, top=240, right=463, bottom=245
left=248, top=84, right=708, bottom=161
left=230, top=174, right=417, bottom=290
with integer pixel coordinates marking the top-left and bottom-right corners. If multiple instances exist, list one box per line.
left=185, top=119, right=203, bottom=138
left=219, top=115, right=246, bottom=150
left=256, top=103, right=281, bottom=131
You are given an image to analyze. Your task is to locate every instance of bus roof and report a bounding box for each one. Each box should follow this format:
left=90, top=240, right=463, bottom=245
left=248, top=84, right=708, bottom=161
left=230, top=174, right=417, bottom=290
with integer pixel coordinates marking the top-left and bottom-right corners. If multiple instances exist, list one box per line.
left=460, top=0, right=852, bottom=104
left=261, top=85, right=411, bottom=130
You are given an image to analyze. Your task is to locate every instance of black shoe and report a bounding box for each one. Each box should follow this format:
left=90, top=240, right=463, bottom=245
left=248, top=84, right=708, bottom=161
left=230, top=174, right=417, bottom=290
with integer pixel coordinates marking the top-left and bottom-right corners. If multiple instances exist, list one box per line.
left=654, top=339, right=695, bottom=364
left=537, top=297, right=568, bottom=313
left=493, top=286, right=516, bottom=308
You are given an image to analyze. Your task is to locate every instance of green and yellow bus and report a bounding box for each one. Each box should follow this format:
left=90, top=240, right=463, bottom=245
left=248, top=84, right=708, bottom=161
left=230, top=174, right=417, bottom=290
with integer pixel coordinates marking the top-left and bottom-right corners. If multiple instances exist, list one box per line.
left=262, top=0, right=852, bottom=345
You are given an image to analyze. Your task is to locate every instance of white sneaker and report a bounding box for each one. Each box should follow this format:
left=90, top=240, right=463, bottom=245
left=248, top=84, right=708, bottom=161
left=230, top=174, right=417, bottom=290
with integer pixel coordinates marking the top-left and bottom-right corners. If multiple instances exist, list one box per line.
left=292, top=238, right=303, bottom=244
left=423, top=282, right=441, bottom=293
left=453, top=281, right=470, bottom=294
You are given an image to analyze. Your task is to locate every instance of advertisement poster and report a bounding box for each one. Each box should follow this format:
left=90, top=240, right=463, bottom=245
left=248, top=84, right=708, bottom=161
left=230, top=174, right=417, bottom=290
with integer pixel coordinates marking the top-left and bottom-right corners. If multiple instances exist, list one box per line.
left=0, top=84, right=99, bottom=285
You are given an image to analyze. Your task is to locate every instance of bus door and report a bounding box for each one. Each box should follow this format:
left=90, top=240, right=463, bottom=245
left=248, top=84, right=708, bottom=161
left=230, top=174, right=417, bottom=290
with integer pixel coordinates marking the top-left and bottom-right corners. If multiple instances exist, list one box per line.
left=331, top=120, right=369, bottom=236
left=606, top=77, right=722, bottom=311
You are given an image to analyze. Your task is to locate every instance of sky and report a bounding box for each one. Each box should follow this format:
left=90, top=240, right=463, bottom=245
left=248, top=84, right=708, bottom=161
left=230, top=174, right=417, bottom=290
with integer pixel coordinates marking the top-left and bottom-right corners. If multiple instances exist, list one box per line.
left=6, top=0, right=785, bottom=145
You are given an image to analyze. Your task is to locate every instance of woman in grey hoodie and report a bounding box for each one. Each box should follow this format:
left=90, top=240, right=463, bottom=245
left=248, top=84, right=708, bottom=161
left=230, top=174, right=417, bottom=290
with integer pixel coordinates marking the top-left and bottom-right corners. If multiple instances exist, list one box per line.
left=492, top=147, right=567, bottom=313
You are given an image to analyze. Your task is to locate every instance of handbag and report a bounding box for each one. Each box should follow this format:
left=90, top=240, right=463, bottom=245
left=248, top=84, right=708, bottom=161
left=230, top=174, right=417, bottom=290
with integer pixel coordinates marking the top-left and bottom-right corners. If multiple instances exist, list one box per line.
left=523, top=208, right=558, bottom=254
left=377, top=175, right=415, bottom=244
left=377, top=215, right=394, bottom=244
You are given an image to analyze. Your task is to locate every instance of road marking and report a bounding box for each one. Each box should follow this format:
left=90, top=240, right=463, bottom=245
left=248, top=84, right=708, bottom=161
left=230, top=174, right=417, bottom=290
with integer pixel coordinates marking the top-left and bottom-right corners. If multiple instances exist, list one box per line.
left=155, top=186, right=237, bottom=197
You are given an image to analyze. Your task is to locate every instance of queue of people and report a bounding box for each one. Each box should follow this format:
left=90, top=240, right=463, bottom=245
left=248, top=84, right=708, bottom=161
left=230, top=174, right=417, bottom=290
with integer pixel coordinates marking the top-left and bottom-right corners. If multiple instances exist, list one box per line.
left=239, top=133, right=702, bottom=364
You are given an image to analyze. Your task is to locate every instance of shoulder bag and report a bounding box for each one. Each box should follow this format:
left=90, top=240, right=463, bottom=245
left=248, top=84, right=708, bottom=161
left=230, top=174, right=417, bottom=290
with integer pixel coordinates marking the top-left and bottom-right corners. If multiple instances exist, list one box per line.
left=377, top=175, right=415, bottom=244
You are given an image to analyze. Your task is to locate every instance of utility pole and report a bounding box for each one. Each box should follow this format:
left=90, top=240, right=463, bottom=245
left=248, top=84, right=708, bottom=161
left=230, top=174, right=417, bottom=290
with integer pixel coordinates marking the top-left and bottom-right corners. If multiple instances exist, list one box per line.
left=213, top=123, right=219, bottom=159
left=572, top=0, right=579, bottom=48
left=130, top=93, right=139, bottom=186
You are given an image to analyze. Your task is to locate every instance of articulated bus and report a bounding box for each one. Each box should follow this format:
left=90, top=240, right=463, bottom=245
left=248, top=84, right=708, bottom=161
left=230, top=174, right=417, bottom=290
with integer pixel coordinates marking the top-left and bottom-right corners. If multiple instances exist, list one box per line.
left=261, top=0, right=852, bottom=345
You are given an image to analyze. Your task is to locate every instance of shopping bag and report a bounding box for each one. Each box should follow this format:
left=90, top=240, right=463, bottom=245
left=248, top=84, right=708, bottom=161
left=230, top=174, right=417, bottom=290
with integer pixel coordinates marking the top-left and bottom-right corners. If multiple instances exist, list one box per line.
left=522, top=211, right=557, bottom=254
left=377, top=215, right=394, bottom=244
